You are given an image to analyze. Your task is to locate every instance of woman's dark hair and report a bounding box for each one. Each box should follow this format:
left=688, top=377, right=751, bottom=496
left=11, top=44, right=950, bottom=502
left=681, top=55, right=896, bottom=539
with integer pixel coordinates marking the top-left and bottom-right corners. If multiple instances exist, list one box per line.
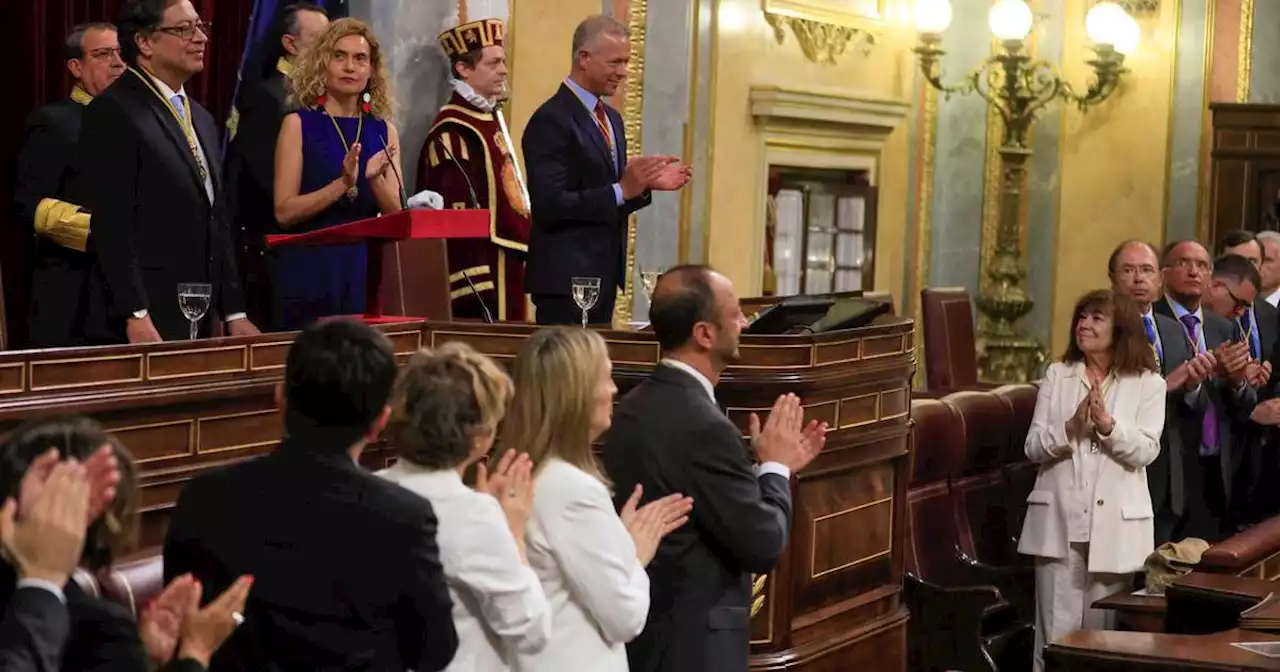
left=1061, top=289, right=1159, bottom=375
left=0, top=416, right=139, bottom=571
left=386, top=343, right=512, bottom=470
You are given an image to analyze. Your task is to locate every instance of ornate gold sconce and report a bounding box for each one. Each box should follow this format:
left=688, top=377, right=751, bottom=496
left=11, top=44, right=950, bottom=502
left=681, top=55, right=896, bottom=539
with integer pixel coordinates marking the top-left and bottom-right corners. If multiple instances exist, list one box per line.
left=912, top=0, right=1137, bottom=382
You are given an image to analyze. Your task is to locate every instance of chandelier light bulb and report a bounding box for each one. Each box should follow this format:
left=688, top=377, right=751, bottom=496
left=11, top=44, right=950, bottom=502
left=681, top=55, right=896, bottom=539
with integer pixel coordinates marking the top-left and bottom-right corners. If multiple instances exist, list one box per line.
left=988, top=0, right=1034, bottom=41
left=1113, top=11, right=1140, bottom=54
left=913, top=0, right=954, bottom=34
left=1085, top=2, right=1130, bottom=47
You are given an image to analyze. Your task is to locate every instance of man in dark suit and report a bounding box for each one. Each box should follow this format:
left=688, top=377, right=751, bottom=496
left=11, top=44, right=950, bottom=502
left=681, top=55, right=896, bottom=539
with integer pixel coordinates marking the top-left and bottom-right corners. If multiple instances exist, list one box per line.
left=163, top=319, right=457, bottom=671
left=521, top=14, right=691, bottom=325
left=80, top=0, right=259, bottom=343
left=0, top=455, right=92, bottom=672
left=11, top=23, right=124, bottom=347
left=602, top=266, right=825, bottom=672
left=224, top=3, right=329, bottom=329
left=1155, top=241, right=1257, bottom=541
left=1107, top=240, right=1214, bottom=544
left=1219, top=231, right=1279, bottom=365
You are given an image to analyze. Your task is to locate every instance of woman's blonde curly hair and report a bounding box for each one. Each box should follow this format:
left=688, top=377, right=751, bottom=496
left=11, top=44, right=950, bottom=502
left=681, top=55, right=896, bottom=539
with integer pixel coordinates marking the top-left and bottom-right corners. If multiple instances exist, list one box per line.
left=287, top=18, right=394, bottom=120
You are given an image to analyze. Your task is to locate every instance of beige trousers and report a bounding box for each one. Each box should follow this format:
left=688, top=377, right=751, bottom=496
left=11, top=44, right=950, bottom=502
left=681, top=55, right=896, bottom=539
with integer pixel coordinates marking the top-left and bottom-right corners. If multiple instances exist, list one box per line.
left=1032, top=542, right=1131, bottom=672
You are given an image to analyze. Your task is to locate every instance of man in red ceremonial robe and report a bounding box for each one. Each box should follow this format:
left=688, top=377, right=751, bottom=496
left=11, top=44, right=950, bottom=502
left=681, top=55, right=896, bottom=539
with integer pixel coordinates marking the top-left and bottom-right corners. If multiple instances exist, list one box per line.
left=418, top=18, right=530, bottom=322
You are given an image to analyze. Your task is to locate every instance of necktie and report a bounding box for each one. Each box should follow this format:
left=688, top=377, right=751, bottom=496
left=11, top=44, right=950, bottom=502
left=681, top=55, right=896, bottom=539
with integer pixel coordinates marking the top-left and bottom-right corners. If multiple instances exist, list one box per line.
left=169, top=94, right=210, bottom=189
left=592, top=100, right=617, bottom=169
left=1143, top=314, right=1163, bottom=367
left=1243, top=308, right=1261, bottom=359
left=1179, top=313, right=1218, bottom=456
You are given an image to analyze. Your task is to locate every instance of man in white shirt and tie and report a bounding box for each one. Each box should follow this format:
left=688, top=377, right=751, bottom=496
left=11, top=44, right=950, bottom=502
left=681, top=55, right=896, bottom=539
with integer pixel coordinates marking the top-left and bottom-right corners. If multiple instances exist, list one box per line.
left=601, top=265, right=826, bottom=672
left=80, top=0, right=259, bottom=344
left=1107, top=239, right=1213, bottom=544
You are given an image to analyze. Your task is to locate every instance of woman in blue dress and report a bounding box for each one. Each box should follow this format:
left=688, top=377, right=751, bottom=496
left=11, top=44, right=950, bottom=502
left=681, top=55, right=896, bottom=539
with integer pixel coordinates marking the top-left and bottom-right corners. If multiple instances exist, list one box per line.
left=272, top=18, right=403, bottom=330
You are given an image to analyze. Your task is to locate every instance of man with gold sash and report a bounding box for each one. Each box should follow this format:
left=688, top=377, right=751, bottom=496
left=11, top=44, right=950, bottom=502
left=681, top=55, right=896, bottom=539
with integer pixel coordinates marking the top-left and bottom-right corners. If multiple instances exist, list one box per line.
left=225, top=2, right=329, bottom=329
left=12, top=23, right=123, bottom=347
left=79, top=0, right=259, bottom=343
left=418, top=18, right=531, bottom=322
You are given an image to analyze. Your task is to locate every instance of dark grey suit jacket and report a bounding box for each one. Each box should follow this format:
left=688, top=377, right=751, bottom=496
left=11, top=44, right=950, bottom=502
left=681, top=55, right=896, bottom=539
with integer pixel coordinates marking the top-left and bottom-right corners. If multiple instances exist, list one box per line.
left=0, top=586, right=67, bottom=672
left=1147, top=312, right=1198, bottom=523
left=602, top=364, right=792, bottom=672
left=1154, top=297, right=1259, bottom=501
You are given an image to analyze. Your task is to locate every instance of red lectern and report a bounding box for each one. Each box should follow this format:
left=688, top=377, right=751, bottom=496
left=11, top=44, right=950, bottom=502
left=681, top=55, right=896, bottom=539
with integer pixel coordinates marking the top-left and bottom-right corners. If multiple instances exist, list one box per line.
left=265, top=209, right=489, bottom=323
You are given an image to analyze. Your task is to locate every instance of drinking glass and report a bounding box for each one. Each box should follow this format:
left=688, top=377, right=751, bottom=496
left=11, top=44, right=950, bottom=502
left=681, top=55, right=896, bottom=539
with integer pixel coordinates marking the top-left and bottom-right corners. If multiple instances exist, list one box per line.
left=639, top=269, right=661, bottom=305
left=177, top=282, right=212, bottom=340
left=571, top=277, right=601, bottom=328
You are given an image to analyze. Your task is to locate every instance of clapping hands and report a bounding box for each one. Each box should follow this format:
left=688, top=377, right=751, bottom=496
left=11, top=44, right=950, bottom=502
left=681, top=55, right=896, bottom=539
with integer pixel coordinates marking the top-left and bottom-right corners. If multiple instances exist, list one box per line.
left=620, top=484, right=693, bottom=566
left=476, top=449, right=536, bottom=547
left=749, top=393, right=827, bottom=473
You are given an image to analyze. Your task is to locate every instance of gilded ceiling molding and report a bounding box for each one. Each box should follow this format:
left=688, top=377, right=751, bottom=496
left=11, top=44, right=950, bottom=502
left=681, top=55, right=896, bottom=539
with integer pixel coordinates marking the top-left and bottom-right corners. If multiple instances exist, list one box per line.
left=764, top=13, right=875, bottom=64
left=1238, top=0, right=1254, bottom=102
left=613, top=0, right=647, bottom=327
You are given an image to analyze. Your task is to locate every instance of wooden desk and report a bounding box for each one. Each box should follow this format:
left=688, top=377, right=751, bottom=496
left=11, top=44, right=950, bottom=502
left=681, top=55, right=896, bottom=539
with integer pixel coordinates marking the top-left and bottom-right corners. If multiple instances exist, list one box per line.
left=1092, top=590, right=1166, bottom=633
left=1046, top=629, right=1280, bottom=670
left=0, top=317, right=916, bottom=672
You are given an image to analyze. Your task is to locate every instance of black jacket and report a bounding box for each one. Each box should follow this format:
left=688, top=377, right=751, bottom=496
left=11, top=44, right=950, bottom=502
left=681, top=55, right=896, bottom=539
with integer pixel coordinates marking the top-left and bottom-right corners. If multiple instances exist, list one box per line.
left=163, top=437, right=457, bottom=672
left=79, top=68, right=245, bottom=342
left=602, top=364, right=792, bottom=672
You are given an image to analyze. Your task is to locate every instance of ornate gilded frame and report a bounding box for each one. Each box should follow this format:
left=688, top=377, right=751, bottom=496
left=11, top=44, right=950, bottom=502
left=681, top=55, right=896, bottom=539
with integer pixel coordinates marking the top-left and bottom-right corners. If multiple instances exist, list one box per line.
left=613, top=0, right=648, bottom=327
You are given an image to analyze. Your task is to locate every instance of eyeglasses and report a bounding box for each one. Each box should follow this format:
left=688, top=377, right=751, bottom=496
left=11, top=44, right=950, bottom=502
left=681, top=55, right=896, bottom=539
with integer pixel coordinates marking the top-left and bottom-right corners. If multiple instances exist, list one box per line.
left=156, top=20, right=212, bottom=42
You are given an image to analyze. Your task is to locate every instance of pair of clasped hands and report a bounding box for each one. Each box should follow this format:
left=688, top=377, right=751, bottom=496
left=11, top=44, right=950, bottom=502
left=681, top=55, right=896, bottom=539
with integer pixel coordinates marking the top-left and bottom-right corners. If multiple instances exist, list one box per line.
left=618, top=155, right=693, bottom=200
left=2, top=447, right=251, bottom=668
left=1064, top=376, right=1116, bottom=446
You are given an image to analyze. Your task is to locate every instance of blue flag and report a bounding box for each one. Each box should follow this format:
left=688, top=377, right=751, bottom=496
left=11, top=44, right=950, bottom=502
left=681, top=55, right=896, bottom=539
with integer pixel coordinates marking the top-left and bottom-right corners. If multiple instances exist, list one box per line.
left=225, top=0, right=349, bottom=146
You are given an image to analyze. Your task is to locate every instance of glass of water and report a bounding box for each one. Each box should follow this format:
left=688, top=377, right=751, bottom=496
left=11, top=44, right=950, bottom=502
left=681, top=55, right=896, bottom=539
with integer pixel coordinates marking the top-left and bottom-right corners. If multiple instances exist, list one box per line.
left=639, top=269, right=661, bottom=305
left=177, top=282, right=213, bottom=340
left=571, top=277, right=601, bottom=328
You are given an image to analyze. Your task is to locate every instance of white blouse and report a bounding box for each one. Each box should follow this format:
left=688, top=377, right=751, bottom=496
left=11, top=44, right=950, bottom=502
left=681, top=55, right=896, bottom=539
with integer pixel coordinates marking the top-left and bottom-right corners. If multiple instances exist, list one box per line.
left=517, top=458, right=650, bottom=672
left=379, top=461, right=551, bottom=672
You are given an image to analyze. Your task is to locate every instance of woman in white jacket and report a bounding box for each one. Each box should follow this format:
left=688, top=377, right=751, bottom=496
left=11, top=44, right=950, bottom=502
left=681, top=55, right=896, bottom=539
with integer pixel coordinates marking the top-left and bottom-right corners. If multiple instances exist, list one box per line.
left=1018, top=289, right=1165, bottom=672
left=502, top=327, right=693, bottom=672
left=379, top=343, right=551, bottom=671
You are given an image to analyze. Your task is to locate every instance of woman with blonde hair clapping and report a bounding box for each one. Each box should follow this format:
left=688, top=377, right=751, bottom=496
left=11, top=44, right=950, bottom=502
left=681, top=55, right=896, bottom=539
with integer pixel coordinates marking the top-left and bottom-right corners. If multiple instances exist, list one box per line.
left=502, top=327, right=693, bottom=672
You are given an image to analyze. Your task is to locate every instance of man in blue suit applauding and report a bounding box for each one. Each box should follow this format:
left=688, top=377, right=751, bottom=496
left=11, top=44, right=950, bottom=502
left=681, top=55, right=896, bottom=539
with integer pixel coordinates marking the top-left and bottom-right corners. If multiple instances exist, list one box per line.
left=521, top=14, right=691, bottom=326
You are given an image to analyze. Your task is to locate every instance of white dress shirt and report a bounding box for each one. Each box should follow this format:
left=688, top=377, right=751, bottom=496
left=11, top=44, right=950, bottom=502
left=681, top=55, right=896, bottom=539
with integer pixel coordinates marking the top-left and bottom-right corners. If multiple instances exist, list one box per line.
left=660, top=359, right=792, bottom=481
left=517, top=458, right=648, bottom=672
left=1267, top=287, right=1280, bottom=307
left=379, top=461, right=551, bottom=672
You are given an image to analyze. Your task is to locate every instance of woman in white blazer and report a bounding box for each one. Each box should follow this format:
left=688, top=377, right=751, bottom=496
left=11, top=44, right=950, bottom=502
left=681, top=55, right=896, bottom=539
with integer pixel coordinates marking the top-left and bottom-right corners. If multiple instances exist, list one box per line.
left=501, top=328, right=693, bottom=672
left=378, top=343, right=552, bottom=672
left=1018, top=289, right=1166, bottom=672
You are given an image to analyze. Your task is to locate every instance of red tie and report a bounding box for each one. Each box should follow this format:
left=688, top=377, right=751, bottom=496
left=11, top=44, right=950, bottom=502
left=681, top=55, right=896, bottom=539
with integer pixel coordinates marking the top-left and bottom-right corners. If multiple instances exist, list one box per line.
left=593, top=100, right=615, bottom=155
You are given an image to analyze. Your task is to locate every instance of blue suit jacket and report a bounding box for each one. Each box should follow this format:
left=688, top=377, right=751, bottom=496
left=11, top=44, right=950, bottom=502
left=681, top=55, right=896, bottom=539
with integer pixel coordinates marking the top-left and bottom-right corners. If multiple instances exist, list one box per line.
left=521, top=84, right=651, bottom=295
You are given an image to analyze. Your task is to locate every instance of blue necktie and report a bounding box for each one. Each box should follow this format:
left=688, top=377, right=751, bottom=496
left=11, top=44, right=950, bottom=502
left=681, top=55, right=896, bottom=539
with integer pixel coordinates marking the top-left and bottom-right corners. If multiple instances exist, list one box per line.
left=1143, top=314, right=1163, bottom=366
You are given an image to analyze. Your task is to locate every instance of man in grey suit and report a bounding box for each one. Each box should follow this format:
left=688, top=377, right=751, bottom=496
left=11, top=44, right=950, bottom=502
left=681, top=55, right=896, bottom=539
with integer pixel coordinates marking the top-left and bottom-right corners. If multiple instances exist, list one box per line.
left=1107, top=240, right=1214, bottom=545
left=1154, top=240, right=1257, bottom=542
left=602, top=265, right=825, bottom=672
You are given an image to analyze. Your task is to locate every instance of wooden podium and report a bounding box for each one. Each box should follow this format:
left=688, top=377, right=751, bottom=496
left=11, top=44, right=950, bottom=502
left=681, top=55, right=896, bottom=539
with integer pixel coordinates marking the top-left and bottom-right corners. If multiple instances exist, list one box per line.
left=265, top=209, right=489, bottom=323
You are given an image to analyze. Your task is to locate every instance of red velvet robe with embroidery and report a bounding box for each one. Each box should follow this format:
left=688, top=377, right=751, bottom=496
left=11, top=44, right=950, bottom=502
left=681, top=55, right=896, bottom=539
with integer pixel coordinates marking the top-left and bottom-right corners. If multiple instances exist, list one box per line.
left=417, top=92, right=530, bottom=321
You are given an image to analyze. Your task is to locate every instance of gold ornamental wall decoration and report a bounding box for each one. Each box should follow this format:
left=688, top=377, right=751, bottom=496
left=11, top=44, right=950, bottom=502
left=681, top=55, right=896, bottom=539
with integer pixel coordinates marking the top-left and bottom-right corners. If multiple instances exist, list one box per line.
left=764, top=13, right=876, bottom=64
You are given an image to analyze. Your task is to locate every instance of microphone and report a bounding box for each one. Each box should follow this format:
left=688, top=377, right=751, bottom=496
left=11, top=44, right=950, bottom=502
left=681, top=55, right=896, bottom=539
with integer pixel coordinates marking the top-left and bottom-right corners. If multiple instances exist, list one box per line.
left=436, top=136, right=494, bottom=324
left=460, top=268, right=494, bottom=324
left=378, top=130, right=407, bottom=211
left=436, top=136, right=480, bottom=210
